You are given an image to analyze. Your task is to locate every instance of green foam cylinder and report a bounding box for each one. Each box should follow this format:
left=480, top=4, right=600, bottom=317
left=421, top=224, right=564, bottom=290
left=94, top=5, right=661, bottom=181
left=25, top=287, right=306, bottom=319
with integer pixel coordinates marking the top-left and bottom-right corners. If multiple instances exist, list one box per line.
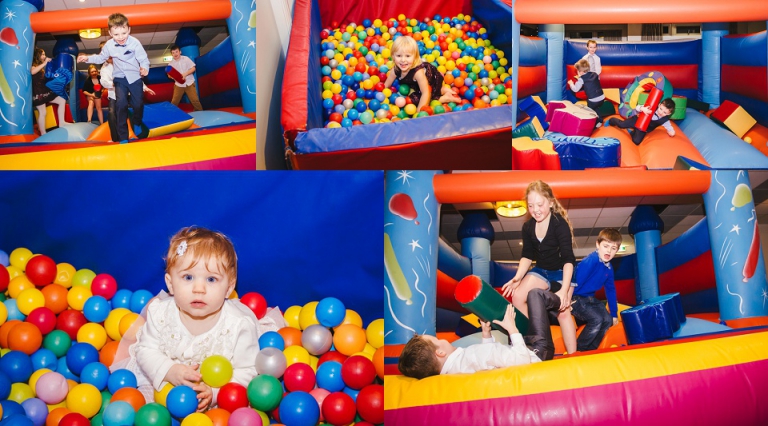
left=455, top=275, right=528, bottom=335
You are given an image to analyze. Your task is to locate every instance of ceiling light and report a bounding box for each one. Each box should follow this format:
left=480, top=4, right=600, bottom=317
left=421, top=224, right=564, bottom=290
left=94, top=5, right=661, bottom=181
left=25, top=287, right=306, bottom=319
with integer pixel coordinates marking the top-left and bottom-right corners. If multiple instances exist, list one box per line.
left=79, top=29, right=101, bottom=39
left=496, top=201, right=527, bottom=218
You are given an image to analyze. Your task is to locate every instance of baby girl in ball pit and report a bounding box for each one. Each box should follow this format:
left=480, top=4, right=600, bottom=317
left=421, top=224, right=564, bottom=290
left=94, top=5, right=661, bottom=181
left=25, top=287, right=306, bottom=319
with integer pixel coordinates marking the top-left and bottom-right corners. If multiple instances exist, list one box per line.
left=112, top=226, right=286, bottom=411
left=384, top=35, right=461, bottom=113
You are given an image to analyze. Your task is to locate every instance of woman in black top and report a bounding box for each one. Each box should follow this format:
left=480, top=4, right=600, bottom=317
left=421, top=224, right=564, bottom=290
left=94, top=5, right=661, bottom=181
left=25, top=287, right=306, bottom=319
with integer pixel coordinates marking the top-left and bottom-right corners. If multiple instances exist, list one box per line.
left=83, top=64, right=104, bottom=124
left=502, top=180, right=578, bottom=354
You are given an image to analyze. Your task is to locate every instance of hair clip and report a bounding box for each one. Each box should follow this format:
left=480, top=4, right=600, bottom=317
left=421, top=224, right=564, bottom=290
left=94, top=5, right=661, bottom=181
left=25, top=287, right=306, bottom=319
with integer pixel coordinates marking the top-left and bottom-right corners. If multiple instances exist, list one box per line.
left=177, top=241, right=187, bottom=256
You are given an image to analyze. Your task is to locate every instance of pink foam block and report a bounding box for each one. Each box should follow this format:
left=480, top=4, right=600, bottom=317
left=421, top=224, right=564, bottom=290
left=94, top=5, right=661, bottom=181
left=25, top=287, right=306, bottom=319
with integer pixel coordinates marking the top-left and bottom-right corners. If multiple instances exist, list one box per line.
left=547, top=101, right=597, bottom=136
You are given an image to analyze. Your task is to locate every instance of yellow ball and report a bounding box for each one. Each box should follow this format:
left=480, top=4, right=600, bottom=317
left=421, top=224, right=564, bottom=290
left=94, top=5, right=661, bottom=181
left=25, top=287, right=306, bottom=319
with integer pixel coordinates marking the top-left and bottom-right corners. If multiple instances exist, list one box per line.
left=389, top=105, right=400, bottom=116
left=8, top=383, right=34, bottom=403
left=66, top=383, right=102, bottom=418
left=363, top=343, right=376, bottom=355
left=382, top=88, right=392, bottom=98
left=104, top=308, right=131, bottom=341
left=5, top=265, right=22, bottom=281
left=154, top=382, right=174, bottom=407
left=373, top=19, right=382, bottom=27
left=365, top=318, right=384, bottom=349
left=118, top=312, right=140, bottom=337
left=54, top=263, right=76, bottom=288
left=181, top=412, right=213, bottom=426
left=335, top=309, right=363, bottom=329
left=351, top=351, right=373, bottom=361
left=77, top=323, right=107, bottom=350
left=28, top=368, right=53, bottom=395
left=370, top=75, right=380, bottom=85
left=331, top=83, right=342, bottom=94
left=9, top=248, right=33, bottom=270
left=381, top=48, right=391, bottom=59
left=0, top=302, right=7, bottom=326
left=744, top=136, right=753, bottom=144
left=284, top=345, right=310, bottom=367
left=322, top=90, right=333, bottom=100
left=298, top=301, right=319, bottom=330
left=362, top=80, right=373, bottom=90
left=67, top=286, right=92, bottom=311
left=8, top=275, right=34, bottom=300
left=284, top=305, right=302, bottom=329
left=257, top=410, right=269, bottom=425
left=228, top=290, right=238, bottom=300
left=404, top=104, right=417, bottom=116
left=437, top=65, right=447, bottom=75
left=326, top=121, right=341, bottom=129
left=16, top=287, right=45, bottom=316
left=331, top=69, right=342, bottom=80
left=309, top=355, right=318, bottom=373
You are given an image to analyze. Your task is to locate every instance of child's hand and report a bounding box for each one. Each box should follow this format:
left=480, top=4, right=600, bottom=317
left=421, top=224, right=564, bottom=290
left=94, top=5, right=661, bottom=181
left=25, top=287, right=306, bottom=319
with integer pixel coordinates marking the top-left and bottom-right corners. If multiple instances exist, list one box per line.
left=144, top=87, right=156, bottom=96
left=667, top=129, right=676, bottom=137
left=640, top=106, right=652, bottom=115
left=77, top=55, right=87, bottom=63
left=192, top=382, right=212, bottom=412
left=139, top=67, right=148, bottom=77
left=480, top=319, right=492, bottom=339
left=493, top=304, right=519, bottom=335
left=501, top=277, right=521, bottom=298
left=612, top=317, right=619, bottom=326
left=164, top=363, right=202, bottom=387
left=554, top=288, right=571, bottom=311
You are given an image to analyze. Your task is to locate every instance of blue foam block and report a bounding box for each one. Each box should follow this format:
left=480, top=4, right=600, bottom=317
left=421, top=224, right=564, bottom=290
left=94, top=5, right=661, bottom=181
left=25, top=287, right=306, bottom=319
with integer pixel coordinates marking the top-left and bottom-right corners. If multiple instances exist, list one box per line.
left=621, top=293, right=686, bottom=344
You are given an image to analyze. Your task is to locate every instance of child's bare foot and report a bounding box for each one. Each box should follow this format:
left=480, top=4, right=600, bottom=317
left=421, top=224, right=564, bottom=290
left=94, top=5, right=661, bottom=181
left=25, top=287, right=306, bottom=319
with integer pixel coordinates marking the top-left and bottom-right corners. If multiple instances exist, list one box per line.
left=439, top=93, right=462, bottom=104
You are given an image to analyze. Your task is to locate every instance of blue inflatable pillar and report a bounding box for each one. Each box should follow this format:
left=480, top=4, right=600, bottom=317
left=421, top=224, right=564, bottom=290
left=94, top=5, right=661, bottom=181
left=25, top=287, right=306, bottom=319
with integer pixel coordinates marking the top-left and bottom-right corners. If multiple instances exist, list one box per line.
left=175, top=28, right=202, bottom=105
left=0, top=0, right=41, bottom=137
left=226, top=0, right=256, bottom=113
left=384, top=171, right=442, bottom=343
left=702, top=170, right=768, bottom=320
left=52, top=37, right=78, bottom=123
left=701, top=23, right=728, bottom=108
left=628, top=206, right=664, bottom=302
left=539, top=24, right=564, bottom=103
left=511, top=0, right=520, bottom=127
left=457, top=213, right=495, bottom=283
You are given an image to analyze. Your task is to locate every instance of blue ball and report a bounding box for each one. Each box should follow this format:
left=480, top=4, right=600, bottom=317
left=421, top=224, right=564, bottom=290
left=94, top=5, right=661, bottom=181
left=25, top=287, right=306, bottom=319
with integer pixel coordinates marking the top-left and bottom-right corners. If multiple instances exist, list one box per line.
left=83, top=295, right=111, bottom=323
left=4, top=299, right=25, bottom=321
left=30, top=349, right=57, bottom=372
left=0, top=250, right=8, bottom=267
left=0, top=371, right=11, bottom=400
left=1, top=414, right=33, bottom=426
left=80, top=362, right=110, bottom=391
left=258, top=331, right=285, bottom=351
left=346, top=109, right=359, bottom=121
left=374, top=92, right=385, bottom=102
left=340, top=118, right=353, bottom=128
left=343, top=386, right=360, bottom=402
left=129, top=289, right=153, bottom=314
left=368, top=99, right=381, bottom=112
left=111, top=289, right=133, bottom=310
left=0, top=351, right=33, bottom=383
left=107, top=369, right=137, bottom=394
left=21, top=398, right=47, bottom=426
left=355, top=102, right=367, bottom=113
left=278, top=391, right=320, bottom=426
left=55, top=356, right=79, bottom=381
left=352, top=72, right=363, bottom=82
left=364, top=90, right=374, bottom=99
left=321, top=65, right=331, bottom=76
left=464, top=88, right=476, bottom=101
left=316, top=361, right=344, bottom=392
left=362, top=19, right=371, bottom=27
left=66, top=343, right=99, bottom=376
left=316, top=297, right=346, bottom=327
left=322, top=98, right=334, bottom=109
left=103, top=400, right=135, bottom=426
left=166, top=386, right=197, bottom=419
left=0, top=400, right=24, bottom=420
left=333, top=104, right=346, bottom=114
left=355, top=88, right=365, bottom=99
left=341, top=75, right=354, bottom=87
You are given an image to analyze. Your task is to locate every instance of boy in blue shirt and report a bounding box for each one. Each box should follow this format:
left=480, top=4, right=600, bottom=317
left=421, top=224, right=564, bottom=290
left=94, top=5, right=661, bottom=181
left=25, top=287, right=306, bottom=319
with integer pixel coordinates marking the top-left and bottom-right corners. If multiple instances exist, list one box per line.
left=571, top=228, right=621, bottom=352
left=78, top=13, right=149, bottom=142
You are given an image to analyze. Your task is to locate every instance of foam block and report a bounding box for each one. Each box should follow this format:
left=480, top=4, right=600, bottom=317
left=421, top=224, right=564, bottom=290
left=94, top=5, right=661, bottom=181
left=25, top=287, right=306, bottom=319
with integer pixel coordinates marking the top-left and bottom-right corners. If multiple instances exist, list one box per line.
left=165, top=65, right=185, bottom=85
left=546, top=132, right=621, bottom=170
left=547, top=101, right=598, bottom=136
left=518, top=95, right=549, bottom=130
left=135, top=101, right=194, bottom=139
left=710, top=100, right=757, bottom=138
left=454, top=275, right=529, bottom=335
left=603, top=88, right=621, bottom=105
left=620, top=293, right=686, bottom=344
left=512, top=116, right=545, bottom=139
left=512, top=136, right=561, bottom=170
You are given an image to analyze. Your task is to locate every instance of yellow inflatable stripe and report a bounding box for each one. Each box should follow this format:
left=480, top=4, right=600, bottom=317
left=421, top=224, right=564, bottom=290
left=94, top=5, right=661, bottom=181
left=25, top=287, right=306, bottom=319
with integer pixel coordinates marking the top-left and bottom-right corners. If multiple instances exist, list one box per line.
left=0, top=128, right=255, bottom=170
left=146, top=118, right=195, bottom=138
left=385, top=330, right=768, bottom=409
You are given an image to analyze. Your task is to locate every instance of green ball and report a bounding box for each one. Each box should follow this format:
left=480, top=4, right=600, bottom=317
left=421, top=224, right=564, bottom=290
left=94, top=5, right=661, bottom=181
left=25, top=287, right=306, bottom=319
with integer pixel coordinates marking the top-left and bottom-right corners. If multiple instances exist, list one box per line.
left=397, top=110, right=407, bottom=119
left=247, top=375, right=283, bottom=412
left=43, top=330, right=72, bottom=358
left=468, top=72, right=477, bottom=82
left=398, top=84, right=411, bottom=96
left=416, top=111, right=430, bottom=117
left=90, top=413, right=103, bottom=426
left=135, top=403, right=172, bottom=426
left=0, top=293, right=6, bottom=302
left=433, top=105, right=445, bottom=114
left=71, top=268, right=96, bottom=287
left=359, top=46, right=368, bottom=56
left=99, top=390, right=112, bottom=414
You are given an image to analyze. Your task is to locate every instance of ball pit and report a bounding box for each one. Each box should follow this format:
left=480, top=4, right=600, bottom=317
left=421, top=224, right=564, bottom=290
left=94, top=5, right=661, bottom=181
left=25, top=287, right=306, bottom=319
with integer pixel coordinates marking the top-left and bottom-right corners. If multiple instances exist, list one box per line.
left=318, top=14, right=512, bottom=128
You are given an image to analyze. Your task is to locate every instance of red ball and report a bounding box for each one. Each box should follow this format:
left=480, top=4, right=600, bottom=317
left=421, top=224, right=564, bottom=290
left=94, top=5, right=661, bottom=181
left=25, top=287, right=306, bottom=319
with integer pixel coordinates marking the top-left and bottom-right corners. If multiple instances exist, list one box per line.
left=354, top=63, right=366, bottom=73
left=367, top=66, right=378, bottom=76
left=329, top=113, right=343, bottom=124
left=356, top=384, right=383, bottom=424
left=320, top=56, right=330, bottom=66
left=55, top=309, right=87, bottom=341
left=351, top=120, right=362, bottom=126
left=321, top=76, right=332, bottom=84
left=321, top=392, right=356, bottom=426
left=474, top=87, right=484, bottom=98
left=318, top=351, right=348, bottom=367
left=0, top=263, right=9, bottom=292
left=341, top=356, right=376, bottom=390
left=331, top=94, right=343, bottom=105
left=217, top=382, right=248, bottom=413
left=25, top=255, right=57, bottom=286
left=60, top=413, right=90, bottom=426
left=319, top=30, right=329, bottom=39
left=373, top=82, right=385, bottom=92
left=457, top=63, right=467, bottom=71
left=345, top=91, right=357, bottom=101
left=239, top=292, right=267, bottom=319
left=283, top=363, right=316, bottom=393
left=25, top=307, right=56, bottom=335
left=91, top=274, right=117, bottom=300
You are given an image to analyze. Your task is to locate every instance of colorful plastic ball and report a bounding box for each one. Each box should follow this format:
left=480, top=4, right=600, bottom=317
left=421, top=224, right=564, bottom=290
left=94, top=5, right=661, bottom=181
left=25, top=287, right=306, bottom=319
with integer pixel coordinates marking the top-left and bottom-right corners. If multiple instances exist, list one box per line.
left=373, top=347, right=384, bottom=380
left=76, top=323, right=107, bottom=350
left=359, top=111, right=373, bottom=124
left=8, top=322, right=43, bottom=355
left=66, top=383, right=102, bottom=418
left=8, top=382, right=34, bottom=403
left=217, top=382, right=248, bottom=413
left=332, top=324, right=367, bottom=356
left=54, top=263, right=76, bottom=288
left=25, top=307, right=56, bottom=335
left=315, top=297, right=346, bottom=328
left=4, top=299, right=24, bottom=321
left=258, top=331, right=284, bottom=352
left=255, top=347, right=287, bottom=378
left=25, top=256, right=57, bottom=287
left=128, top=290, right=152, bottom=314
left=110, top=290, right=132, bottom=310
left=0, top=350, right=33, bottom=383
left=204, top=408, right=230, bottom=426
left=79, top=362, right=110, bottom=391
left=89, top=274, right=117, bottom=300
left=9, top=248, right=33, bottom=270
left=132, top=403, right=170, bottom=426
left=83, top=296, right=111, bottom=324
left=239, top=292, right=267, bottom=319
left=21, top=397, right=49, bottom=426
left=284, top=362, right=316, bottom=393
left=104, top=308, right=131, bottom=342
left=301, top=324, right=333, bottom=356
left=46, top=407, right=72, bottom=426
left=321, top=392, right=356, bottom=426
left=99, top=341, right=119, bottom=368
left=342, top=385, right=359, bottom=402
left=111, top=387, right=145, bottom=413
left=0, top=319, right=20, bottom=347
left=59, top=412, right=90, bottom=426
left=71, top=269, right=96, bottom=288
left=3, top=414, right=34, bottom=426
left=166, top=385, right=197, bottom=419
left=398, top=84, right=411, bottom=96
left=337, top=310, right=361, bottom=329
left=56, top=308, right=87, bottom=341
left=318, top=350, right=348, bottom=367
left=278, top=391, right=320, bottom=426
left=1, top=399, right=25, bottom=419
left=356, top=384, right=383, bottom=424
left=0, top=296, right=6, bottom=325
left=0, top=264, right=8, bottom=294
left=277, top=326, right=302, bottom=348
left=341, top=356, right=376, bottom=390
left=43, top=330, right=71, bottom=358
left=55, top=356, right=78, bottom=381
left=284, top=345, right=310, bottom=367
left=200, top=355, right=233, bottom=388
left=316, top=361, right=344, bottom=392
left=41, top=284, right=69, bottom=314
left=16, top=288, right=45, bottom=316
left=34, top=371, right=68, bottom=404
left=365, top=319, right=384, bottom=349
left=228, top=407, right=261, bottom=426
left=403, top=104, right=417, bottom=116
left=283, top=306, right=301, bottom=329
left=153, top=383, right=173, bottom=407
left=30, top=348, right=57, bottom=371
left=66, top=342, right=100, bottom=376
left=102, top=400, right=134, bottom=426
left=246, top=375, right=282, bottom=412
left=8, top=275, right=33, bottom=300
left=308, top=388, right=330, bottom=422
left=299, top=302, right=321, bottom=330
left=67, top=286, right=93, bottom=311
left=107, top=369, right=137, bottom=394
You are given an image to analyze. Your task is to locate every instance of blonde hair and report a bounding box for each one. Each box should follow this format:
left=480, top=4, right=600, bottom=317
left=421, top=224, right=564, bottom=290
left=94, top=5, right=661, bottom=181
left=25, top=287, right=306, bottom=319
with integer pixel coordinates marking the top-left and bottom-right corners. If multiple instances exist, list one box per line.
left=165, top=226, right=238, bottom=285
left=87, top=64, right=98, bottom=75
left=597, top=228, right=622, bottom=246
left=574, top=59, right=590, bottom=73
left=108, top=13, right=129, bottom=29
left=390, top=36, right=422, bottom=71
left=587, top=39, right=598, bottom=47
left=525, top=180, right=574, bottom=243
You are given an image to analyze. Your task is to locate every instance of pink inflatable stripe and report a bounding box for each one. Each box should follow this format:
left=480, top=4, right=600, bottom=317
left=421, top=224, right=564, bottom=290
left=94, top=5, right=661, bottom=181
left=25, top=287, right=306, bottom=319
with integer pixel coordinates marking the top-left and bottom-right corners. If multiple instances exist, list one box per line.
left=146, top=154, right=255, bottom=170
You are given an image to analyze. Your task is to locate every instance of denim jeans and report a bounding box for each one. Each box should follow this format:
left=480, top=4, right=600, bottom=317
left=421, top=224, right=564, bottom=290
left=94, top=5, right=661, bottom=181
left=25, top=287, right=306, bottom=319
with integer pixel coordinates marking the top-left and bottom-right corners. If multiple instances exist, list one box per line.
left=571, top=295, right=613, bottom=351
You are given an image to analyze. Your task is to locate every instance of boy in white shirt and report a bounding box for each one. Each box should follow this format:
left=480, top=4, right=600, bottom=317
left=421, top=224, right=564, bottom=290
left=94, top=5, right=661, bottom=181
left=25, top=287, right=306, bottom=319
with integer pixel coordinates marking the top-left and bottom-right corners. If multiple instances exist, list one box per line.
left=581, top=40, right=602, bottom=76
left=168, top=45, right=203, bottom=111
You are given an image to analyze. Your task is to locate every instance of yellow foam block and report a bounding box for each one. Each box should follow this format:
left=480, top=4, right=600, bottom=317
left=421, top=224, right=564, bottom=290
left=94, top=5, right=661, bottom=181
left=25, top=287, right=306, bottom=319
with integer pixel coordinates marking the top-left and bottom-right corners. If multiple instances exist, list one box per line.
left=146, top=118, right=195, bottom=138
left=723, top=106, right=757, bottom=138
left=603, top=88, right=621, bottom=104
left=530, top=95, right=547, bottom=110
left=512, top=136, right=557, bottom=154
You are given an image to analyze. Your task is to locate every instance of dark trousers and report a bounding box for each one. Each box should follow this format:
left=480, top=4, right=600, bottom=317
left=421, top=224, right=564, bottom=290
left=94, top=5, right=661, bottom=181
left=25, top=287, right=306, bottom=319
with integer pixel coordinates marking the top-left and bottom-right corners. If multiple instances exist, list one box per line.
left=587, top=99, right=604, bottom=124
left=608, top=115, right=646, bottom=145
left=114, top=77, right=144, bottom=141
left=524, top=288, right=562, bottom=361
left=107, top=98, right=118, bottom=142
left=571, top=295, right=613, bottom=351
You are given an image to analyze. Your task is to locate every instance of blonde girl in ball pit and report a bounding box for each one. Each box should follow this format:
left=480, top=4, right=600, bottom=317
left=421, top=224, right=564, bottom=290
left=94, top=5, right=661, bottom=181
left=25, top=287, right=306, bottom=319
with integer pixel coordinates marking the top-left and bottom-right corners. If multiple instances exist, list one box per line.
left=384, top=35, right=461, bottom=113
left=111, top=226, right=286, bottom=411
left=501, top=181, right=579, bottom=355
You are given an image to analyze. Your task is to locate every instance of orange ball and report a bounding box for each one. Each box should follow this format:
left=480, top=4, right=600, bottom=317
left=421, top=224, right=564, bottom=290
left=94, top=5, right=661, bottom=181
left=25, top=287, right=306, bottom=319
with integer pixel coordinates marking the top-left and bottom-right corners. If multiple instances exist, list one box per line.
left=277, top=326, right=303, bottom=348
left=373, top=346, right=384, bottom=380
left=118, top=313, right=140, bottom=337
left=111, top=387, right=146, bottom=412
left=41, top=284, right=70, bottom=314
left=444, top=74, right=454, bottom=85
left=99, top=341, right=120, bottom=367
left=0, top=320, right=21, bottom=348
left=46, top=407, right=72, bottom=426
left=332, top=324, right=367, bottom=356
left=8, top=322, right=43, bottom=354
left=205, top=408, right=231, bottom=426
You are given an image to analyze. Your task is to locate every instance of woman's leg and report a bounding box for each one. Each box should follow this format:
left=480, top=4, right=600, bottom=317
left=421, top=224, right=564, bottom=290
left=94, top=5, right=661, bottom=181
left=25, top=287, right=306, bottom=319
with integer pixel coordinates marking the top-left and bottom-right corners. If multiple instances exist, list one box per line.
left=557, top=309, right=577, bottom=354
left=510, top=274, right=549, bottom=317
left=51, top=97, right=67, bottom=126
left=35, top=104, right=47, bottom=135
left=95, top=98, right=103, bottom=124
left=87, top=97, right=94, bottom=122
